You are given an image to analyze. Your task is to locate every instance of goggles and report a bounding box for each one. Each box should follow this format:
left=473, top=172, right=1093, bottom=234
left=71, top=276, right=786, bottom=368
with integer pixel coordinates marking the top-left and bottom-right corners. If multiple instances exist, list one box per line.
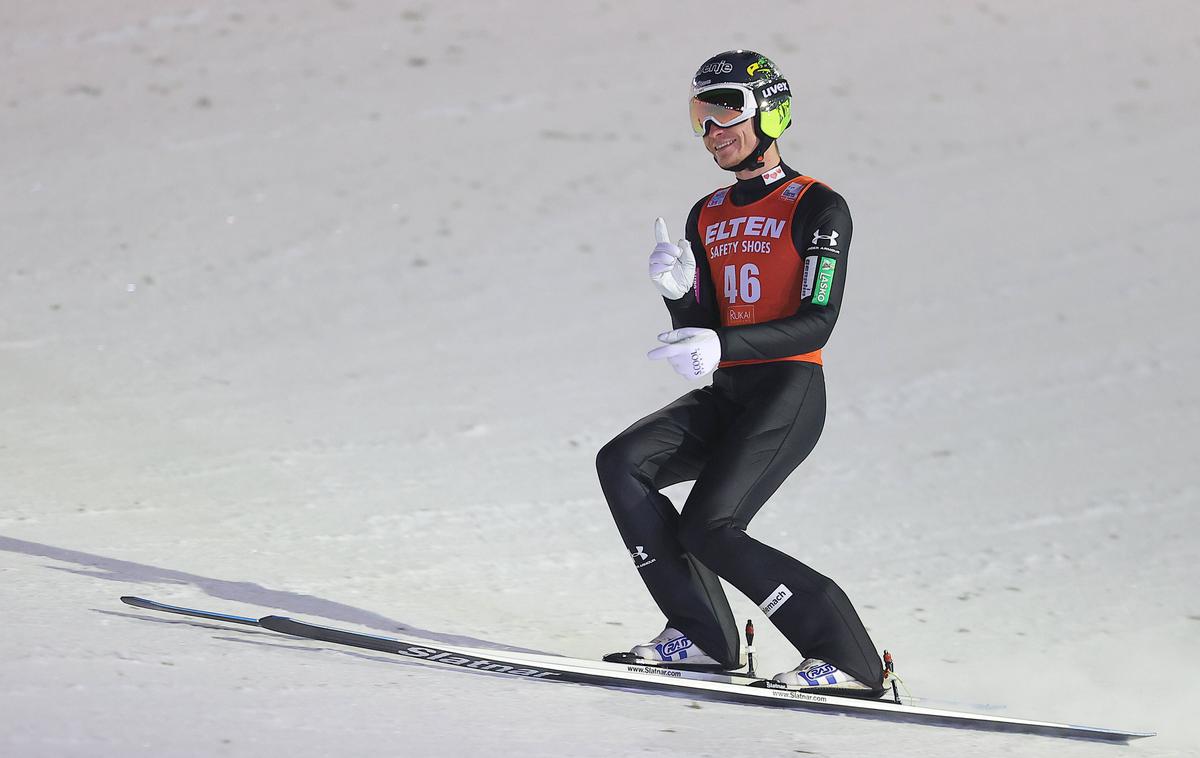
left=689, top=84, right=757, bottom=137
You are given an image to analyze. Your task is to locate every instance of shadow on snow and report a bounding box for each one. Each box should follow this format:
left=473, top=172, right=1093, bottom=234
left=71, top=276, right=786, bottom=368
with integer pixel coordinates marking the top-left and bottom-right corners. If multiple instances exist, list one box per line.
left=0, top=533, right=542, bottom=653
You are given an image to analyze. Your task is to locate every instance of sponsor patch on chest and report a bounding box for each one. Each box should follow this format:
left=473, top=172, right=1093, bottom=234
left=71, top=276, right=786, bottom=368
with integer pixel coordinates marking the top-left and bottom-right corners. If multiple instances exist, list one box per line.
left=706, top=188, right=730, bottom=208
left=704, top=216, right=786, bottom=244
left=727, top=305, right=756, bottom=324
left=781, top=181, right=806, bottom=201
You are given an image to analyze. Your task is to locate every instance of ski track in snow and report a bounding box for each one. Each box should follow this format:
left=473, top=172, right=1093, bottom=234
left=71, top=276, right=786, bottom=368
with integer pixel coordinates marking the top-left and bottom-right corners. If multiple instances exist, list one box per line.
left=2, top=1, right=1198, bottom=756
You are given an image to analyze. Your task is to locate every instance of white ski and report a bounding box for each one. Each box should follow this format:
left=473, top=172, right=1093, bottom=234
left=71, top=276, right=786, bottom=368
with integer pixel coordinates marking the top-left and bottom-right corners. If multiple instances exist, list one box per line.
left=119, top=596, right=1153, bottom=743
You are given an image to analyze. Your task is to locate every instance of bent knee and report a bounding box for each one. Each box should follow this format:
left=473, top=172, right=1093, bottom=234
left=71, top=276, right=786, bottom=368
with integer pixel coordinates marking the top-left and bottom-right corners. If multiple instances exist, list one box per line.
left=596, top=429, right=656, bottom=482
left=595, top=436, right=631, bottom=481
left=677, top=518, right=743, bottom=559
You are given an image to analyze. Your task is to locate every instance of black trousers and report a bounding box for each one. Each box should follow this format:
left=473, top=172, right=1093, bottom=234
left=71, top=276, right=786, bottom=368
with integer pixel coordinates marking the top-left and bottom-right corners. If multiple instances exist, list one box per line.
left=596, top=361, right=883, bottom=688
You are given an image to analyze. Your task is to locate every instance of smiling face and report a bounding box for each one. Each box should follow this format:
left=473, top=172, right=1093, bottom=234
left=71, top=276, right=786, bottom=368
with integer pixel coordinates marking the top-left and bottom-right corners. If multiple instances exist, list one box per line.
left=702, top=119, right=758, bottom=170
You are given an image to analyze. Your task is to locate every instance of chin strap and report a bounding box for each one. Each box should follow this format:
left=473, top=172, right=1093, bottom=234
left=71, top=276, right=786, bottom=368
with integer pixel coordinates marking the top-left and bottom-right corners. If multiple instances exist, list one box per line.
left=723, top=132, right=776, bottom=173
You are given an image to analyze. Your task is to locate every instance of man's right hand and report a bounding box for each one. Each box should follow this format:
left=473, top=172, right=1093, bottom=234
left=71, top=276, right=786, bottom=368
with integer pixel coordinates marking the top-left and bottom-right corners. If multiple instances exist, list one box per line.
left=648, top=217, right=696, bottom=301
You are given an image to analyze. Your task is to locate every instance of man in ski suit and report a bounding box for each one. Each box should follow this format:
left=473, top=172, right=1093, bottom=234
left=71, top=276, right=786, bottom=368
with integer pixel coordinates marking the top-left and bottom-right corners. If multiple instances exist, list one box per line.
left=596, top=50, right=884, bottom=695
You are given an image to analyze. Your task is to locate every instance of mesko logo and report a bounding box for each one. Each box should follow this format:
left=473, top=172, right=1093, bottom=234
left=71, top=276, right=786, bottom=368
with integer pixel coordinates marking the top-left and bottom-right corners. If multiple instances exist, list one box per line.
left=705, top=216, right=785, bottom=244
left=698, top=60, right=733, bottom=76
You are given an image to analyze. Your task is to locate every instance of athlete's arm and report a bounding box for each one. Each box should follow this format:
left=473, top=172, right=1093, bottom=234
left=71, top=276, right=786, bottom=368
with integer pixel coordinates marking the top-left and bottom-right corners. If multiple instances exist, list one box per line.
left=718, top=184, right=851, bottom=361
left=663, top=198, right=721, bottom=330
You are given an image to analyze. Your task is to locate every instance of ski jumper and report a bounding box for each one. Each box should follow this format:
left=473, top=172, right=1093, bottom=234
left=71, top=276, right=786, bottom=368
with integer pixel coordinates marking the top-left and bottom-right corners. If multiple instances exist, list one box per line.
left=597, top=163, right=883, bottom=690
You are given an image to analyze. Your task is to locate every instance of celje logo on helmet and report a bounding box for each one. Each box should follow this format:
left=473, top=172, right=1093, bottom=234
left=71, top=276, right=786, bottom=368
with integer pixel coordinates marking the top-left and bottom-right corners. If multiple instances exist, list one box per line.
left=698, top=60, right=733, bottom=76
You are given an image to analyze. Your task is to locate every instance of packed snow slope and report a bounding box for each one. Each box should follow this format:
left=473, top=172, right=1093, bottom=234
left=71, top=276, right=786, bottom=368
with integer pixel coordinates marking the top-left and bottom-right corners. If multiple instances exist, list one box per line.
left=2, top=1, right=1198, bottom=755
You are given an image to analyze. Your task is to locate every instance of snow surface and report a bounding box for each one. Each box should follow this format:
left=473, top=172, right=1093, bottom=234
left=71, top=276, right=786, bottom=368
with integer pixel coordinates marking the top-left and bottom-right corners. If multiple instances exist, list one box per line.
left=2, top=1, right=1198, bottom=755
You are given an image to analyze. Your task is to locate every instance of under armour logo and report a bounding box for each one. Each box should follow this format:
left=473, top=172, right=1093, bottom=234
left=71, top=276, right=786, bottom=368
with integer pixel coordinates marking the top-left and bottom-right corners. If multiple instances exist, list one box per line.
left=812, top=229, right=839, bottom=246
left=629, top=546, right=656, bottom=569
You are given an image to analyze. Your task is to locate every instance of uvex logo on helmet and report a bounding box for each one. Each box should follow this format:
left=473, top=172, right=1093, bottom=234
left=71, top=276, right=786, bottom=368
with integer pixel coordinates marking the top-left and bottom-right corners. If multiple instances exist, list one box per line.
left=762, top=81, right=790, bottom=99
left=698, top=60, right=733, bottom=76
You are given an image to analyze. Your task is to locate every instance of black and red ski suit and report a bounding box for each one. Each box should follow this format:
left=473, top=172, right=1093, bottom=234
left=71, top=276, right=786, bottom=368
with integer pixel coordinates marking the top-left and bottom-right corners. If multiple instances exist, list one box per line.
left=597, top=163, right=883, bottom=690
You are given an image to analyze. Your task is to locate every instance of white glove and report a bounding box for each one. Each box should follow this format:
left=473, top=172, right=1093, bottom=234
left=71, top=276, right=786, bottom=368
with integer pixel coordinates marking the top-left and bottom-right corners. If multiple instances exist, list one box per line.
left=647, top=327, right=721, bottom=380
left=648, top=217, right=696, bottom=301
